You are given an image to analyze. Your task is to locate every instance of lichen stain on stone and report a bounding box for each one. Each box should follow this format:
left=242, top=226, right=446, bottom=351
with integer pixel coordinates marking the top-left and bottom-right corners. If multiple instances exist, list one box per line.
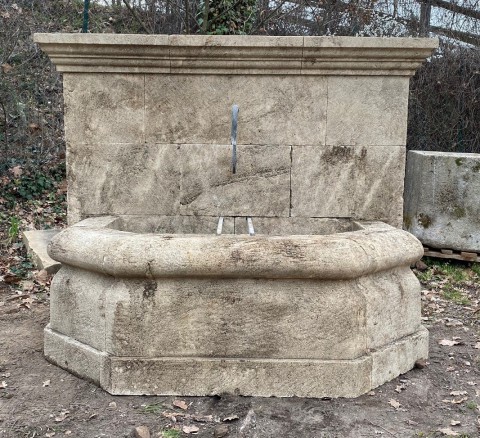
left=472, top=163, right=480, bottom=173
left=322, top=146, right=354, bottom=165
left=417, top=213, right=432, bottom=228
left=143, top=281, right=157, bottom=299
left=452, top=206, right=466, bottom=219
left=455, top=158, right=464, bottom=166
left=403, top=215, right=412, bottom=229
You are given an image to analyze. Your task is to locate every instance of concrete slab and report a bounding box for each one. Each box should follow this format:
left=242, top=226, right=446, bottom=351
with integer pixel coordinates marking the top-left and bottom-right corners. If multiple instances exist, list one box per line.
left=22, top=229, right=62, bottom=274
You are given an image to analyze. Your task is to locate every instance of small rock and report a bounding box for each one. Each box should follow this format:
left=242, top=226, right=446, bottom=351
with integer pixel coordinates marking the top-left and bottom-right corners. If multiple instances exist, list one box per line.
left=214, top=424, right=229, bottom=438
left=132, top=426, right=151, bottom=438
left=415, top=359, right=427, bottom=369
left=415, top=260, right=428, bottom=271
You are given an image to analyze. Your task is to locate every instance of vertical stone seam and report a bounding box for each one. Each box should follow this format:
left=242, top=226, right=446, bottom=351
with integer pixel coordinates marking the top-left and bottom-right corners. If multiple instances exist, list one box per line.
left=289, top=145, right=293, bottom=217
left=143, top=74, right=146, bottom=144
left=325, top=77, right=329, bottom=147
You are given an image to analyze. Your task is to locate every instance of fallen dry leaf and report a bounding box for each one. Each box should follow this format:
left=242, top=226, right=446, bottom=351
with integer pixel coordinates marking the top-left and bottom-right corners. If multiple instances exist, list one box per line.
left=450, top=390, right=467, bottom=396
left=223, top=415, right=239, bottom=422
left=45, top=433, right=55, bottom=437
left=54, top=410, right=69, bottom=422
left=173, top=400, right=189, bottom=410
left=65, top=432, right=72, bottom=436
left=1, top=63, right=13, bottom=74
left=442, top=397, right=468, bottom=404
left=450, top=420, right=461, bottom=426
left=389, top=399, right=401, bottom=409
left=43, top=379, right=51, bottom=387
left=36, top=269, right=49, bottom=284
left=438, top=428, right=460, bottom=436
left=9, top=165, right=22, bottom=178
left=474, top=342, right=480, bottom=349
left=182, top=425, right=199, bottom=434
left=1, top=11, right=10, bottom=18
left=0, top=381, right=7, bottom=389
left=439, top=339, right=463, bottom=346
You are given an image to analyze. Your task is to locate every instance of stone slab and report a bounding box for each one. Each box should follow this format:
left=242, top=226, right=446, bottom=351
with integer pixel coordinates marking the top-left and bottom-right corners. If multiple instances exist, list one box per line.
left=404, top=151, right=480, bottom=252
left=179, top=144, right=291, bottom=217
left=145, top=75, right=327, bottom=145
left=291, top=145, right=405, bottom=227
left=67, top=144, right=291, bottom=223
left=63, top=74, right=145, bottom=145
left=326, top=76, right=410, bottom=146
left=44, top=324, right=428, bottom=398
left=21, top=229, right=62, bottom=274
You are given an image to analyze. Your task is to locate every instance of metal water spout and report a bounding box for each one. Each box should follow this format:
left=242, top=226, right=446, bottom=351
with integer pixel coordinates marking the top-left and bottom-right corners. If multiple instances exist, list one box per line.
left=231, top=104, right=239, bottom=174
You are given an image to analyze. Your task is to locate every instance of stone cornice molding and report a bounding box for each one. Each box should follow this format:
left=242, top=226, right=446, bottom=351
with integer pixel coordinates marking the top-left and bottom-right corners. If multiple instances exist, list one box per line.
left=34, top=34, right=438, bottom=76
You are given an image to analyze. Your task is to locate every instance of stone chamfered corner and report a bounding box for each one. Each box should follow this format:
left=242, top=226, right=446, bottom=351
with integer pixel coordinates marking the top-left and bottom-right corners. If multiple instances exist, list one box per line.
left=44, top=216, right=427, bottom=398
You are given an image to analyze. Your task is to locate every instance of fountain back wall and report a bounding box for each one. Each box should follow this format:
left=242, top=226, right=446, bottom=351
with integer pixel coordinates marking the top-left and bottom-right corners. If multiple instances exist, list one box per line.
left=35, top=34, right=438, bottom=226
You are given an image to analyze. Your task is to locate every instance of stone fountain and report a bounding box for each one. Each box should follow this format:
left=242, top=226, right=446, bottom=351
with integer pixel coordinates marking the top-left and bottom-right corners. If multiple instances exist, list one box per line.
left=34, top=34, right=438, bottom=397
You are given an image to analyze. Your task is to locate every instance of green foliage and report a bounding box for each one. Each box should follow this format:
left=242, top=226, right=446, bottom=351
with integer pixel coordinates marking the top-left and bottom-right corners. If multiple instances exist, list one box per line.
left=7, top=215, right=19, bottom=242
left=198, top=0, right=257, bottom=35
left=466, top=400, right=477, bottom=409
left=1, top=162, right=66, bottom=208
left=143, top=403, right=163, bottom=414
left=442, top=284, right=470, bottom=306
left=161, top=429, right=181, bottom=438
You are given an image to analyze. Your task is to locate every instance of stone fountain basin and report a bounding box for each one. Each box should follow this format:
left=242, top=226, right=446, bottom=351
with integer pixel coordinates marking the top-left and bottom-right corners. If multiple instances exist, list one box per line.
left=45, top=215, right=427, bottom=398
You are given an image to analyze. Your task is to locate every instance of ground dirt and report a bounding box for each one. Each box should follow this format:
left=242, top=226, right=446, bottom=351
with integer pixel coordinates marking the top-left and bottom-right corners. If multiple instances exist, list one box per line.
left=0, top=257, right=479, bottom=438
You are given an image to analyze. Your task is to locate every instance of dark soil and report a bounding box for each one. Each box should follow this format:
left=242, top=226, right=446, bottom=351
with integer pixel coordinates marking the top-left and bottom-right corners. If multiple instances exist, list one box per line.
left=0, top=260, right=479, bottom=438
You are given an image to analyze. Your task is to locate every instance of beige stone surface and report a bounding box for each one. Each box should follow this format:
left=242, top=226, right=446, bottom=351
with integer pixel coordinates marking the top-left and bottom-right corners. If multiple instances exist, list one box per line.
left=34, top=34, right=437, bottom=75
left=21, top=229, right=62, bottom=274
left=48, top=218, right=424, bottom=280
left=179, top=144, right=291, bottom=216
left=63, top=74, right=144, bottom=145
left=104, top=276, right=366, bottom=359
left=362, top=266, right=422, bottom=349
left=107, top=355, right=373, bottom=398
left=234, top=217, right=354, bottom=235
left=44, top=325, right=108, bottom=386
left=44, top=324, right=428, bottom=398
left=49, top=267, right=108, bottom=351
left=145, top=75, right=327, bottom=145
left=371, top=327, right=429, bottom=389
left=326, top=77, right=410, bottom=146
left=116, top=215, right=234, bottom=234
left=291, top=145, right=405, bottom=226
left=67, top=143, right=290, bottom=222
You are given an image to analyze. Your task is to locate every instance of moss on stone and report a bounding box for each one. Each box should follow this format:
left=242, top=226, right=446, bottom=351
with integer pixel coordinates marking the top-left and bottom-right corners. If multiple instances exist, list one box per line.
left=417, top=213, right=432, bottom=228
left=452, top=206, right=466, bottom=218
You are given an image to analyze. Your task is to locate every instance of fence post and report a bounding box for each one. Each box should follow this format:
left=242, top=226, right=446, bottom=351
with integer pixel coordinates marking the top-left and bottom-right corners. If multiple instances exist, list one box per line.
left=82, top=0, right=91, bottom=33
left=419, top=2, right=431, bottom=36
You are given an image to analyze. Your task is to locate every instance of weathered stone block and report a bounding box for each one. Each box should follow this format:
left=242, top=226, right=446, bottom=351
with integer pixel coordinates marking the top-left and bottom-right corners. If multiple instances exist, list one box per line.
left=326, top=76, right=410, bottom=146
left=67, top=143, right=181, bottom=224
left=145, top=75, right=327, bottom=145
left=63, top=74, right=145, bottom=144
left=404, top=151, right=480, bottom=252
left=67, top=143, right=291, bottom=223
left=179, top=144, right=291, bottom=216
left=291, top=145, right=405, bottom=226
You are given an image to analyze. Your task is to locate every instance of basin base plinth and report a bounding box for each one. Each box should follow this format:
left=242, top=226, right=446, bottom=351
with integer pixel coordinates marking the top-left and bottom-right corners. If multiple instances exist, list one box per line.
left=45, top=325, right=428, bottom=398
